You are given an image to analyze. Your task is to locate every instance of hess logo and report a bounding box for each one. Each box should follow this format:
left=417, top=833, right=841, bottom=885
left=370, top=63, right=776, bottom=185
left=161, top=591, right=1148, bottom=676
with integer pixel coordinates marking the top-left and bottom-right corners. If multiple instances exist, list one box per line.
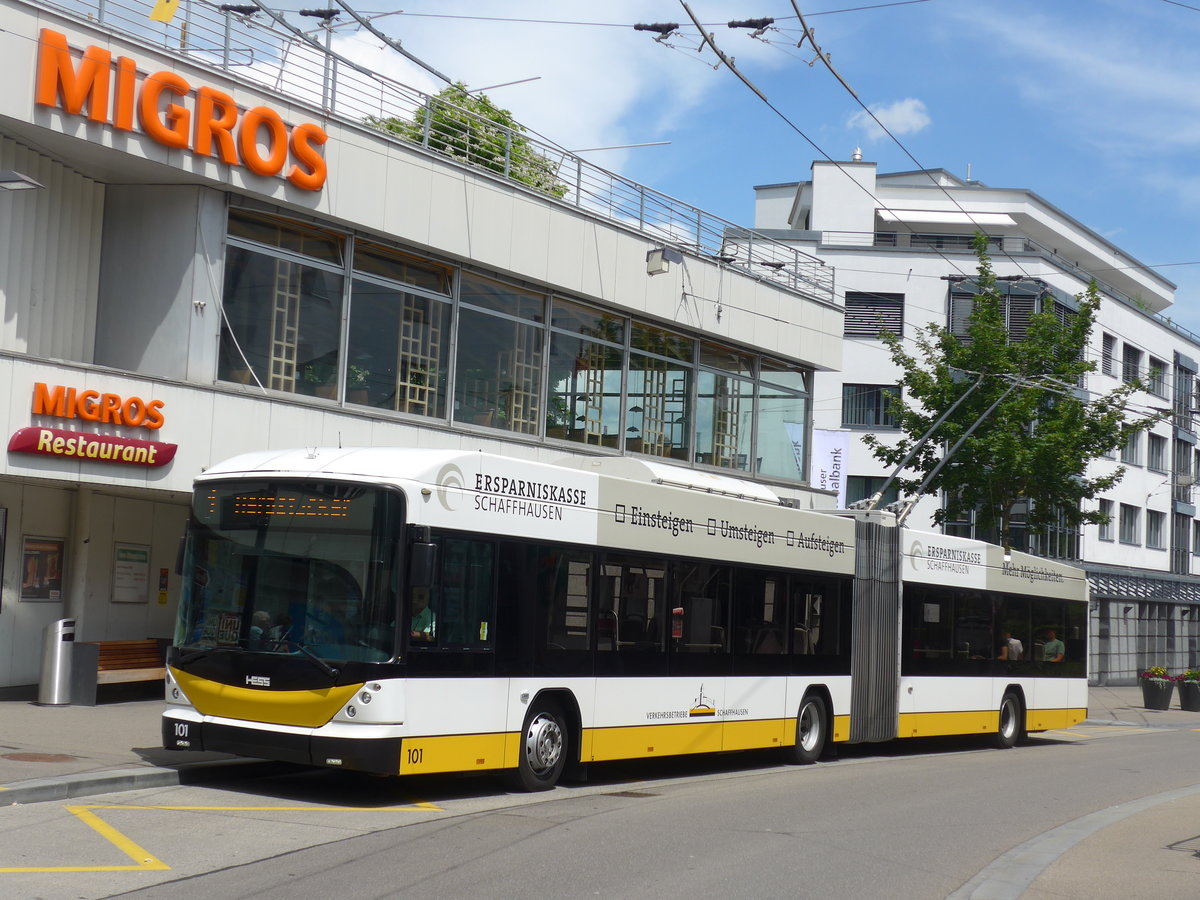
left=245, top=675, right=270, bottom=687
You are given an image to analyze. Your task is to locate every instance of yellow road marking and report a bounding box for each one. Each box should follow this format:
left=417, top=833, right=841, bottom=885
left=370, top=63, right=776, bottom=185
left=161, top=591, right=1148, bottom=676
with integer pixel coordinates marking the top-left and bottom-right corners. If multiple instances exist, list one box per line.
left=0, top=801, right=441, bottom=874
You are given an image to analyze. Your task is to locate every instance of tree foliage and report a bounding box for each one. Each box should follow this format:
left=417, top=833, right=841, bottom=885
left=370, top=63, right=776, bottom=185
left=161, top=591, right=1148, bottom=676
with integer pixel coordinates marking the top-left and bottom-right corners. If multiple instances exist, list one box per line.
left=366, top=82, right=568, bottom=198
left=864, top=234, right=1160, bottom=549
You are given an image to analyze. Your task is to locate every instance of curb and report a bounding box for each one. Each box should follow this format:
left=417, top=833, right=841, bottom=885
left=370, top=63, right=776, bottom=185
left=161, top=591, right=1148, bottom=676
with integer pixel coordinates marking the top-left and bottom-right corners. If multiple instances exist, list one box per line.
left=1, top=759, right=279, bottom=806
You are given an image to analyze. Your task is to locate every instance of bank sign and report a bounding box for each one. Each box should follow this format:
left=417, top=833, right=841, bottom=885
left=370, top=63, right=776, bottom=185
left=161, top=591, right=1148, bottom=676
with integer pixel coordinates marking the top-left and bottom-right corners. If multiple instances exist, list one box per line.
left=7, top=383, right=178, bottom=468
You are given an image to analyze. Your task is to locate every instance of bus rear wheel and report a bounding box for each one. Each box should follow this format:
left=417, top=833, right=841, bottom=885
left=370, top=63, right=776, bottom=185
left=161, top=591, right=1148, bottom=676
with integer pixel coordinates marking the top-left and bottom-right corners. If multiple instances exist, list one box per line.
left=996, top=691, right=1022, bottom=749
left=511, top=701, right=567, bottom=791
left=787, top=694, right=828, bottom=765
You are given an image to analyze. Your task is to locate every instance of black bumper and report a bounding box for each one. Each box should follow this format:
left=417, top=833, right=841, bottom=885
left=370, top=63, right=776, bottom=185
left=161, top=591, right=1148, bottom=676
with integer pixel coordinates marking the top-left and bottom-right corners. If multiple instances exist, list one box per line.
left=162, top=714, right=403, bottom=775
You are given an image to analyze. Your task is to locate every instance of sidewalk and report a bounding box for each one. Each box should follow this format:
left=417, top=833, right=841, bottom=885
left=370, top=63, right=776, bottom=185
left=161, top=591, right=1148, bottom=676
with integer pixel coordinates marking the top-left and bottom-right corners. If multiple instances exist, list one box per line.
left=0, top=683, right=255, bottom=805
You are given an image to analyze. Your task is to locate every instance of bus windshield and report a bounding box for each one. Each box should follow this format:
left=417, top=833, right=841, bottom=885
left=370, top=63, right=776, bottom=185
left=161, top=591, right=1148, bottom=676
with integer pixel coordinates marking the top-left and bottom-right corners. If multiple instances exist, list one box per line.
left=175, top=480, right=403, bottom=663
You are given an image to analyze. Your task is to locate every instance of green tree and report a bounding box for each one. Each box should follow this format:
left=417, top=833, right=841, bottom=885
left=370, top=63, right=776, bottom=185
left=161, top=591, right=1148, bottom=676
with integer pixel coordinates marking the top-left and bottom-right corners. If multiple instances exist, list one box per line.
left=366, top=82, right=568, bottom=198
left=864, top=234, right=1160, bottom=551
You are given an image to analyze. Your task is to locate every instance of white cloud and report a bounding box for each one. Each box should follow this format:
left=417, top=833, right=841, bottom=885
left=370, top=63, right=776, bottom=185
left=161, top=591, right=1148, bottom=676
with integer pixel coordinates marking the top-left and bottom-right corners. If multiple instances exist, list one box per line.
left=846, top=98, right=930, bottom=142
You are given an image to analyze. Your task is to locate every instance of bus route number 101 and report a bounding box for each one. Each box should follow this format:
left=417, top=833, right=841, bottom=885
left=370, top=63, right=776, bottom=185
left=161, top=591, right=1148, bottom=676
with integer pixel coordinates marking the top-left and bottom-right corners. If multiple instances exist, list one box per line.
left=406, top=747, right=423, bottom=766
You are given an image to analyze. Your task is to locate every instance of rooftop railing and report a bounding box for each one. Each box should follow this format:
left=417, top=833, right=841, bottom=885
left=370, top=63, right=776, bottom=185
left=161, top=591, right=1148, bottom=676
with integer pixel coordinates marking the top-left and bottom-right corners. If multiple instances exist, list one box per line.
left=29, top=0, right=835, bottom=306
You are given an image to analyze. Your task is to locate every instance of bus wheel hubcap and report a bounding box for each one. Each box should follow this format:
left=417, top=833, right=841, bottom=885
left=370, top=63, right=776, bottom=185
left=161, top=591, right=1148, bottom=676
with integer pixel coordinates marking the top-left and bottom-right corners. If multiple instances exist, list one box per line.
left=526, top=713, right=562, bottom=773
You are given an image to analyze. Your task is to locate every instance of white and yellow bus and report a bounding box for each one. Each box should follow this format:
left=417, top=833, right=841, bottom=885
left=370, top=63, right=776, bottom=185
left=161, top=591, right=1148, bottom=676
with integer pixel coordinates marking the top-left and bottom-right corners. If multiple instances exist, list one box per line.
left=162, top=448, right=1087, bottom=790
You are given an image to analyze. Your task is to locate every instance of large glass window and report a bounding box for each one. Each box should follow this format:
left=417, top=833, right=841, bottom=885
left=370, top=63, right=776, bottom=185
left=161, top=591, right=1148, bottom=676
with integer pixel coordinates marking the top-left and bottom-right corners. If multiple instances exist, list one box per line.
left=547, top=300, right=625, bottom=444
left=627, top=323, right=692, bottom=459
left=756, top=360, right=809, bottom=481
left=454, top=274, right=546, bottom=434
left=347, top=278, right=451, bottom=416
left=218, top=212, right=821, bottom=484
left=695, top=342, right=755, bottom=471
left=219, top=245, right=345, bottom=397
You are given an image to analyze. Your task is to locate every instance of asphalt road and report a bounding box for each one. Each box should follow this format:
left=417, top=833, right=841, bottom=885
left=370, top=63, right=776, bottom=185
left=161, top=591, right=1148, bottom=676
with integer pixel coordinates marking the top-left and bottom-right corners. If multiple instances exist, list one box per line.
left=3, top=723, right=1197, bottom=899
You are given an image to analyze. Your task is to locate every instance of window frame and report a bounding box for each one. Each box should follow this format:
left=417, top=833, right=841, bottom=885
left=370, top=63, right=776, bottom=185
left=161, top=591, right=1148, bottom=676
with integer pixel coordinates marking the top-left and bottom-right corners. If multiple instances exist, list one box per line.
left=1119, top=503, right=1141, bottom=545
left=841, top=384, right=901, bottom=429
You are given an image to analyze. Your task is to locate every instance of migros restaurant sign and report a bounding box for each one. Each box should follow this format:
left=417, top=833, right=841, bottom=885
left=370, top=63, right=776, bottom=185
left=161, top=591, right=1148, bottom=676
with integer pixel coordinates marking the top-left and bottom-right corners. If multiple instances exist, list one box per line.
left=7, top=383, right=178, bottom=468
left=35, top=28, right=328, bottom=191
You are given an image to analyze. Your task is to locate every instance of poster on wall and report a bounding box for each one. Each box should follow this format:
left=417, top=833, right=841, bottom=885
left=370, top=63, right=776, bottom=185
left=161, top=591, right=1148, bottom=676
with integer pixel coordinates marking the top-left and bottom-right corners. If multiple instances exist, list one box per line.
left=112, top=543, right=151, bottom=603
left=21, top=536, right=64, bottom=601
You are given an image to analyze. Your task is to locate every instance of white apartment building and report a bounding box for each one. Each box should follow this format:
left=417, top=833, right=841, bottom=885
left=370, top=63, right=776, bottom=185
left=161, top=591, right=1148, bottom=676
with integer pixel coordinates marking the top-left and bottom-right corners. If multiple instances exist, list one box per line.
left=0, top=0, right=842, bottom=688
left=756, top=158, right=1200, bottom=683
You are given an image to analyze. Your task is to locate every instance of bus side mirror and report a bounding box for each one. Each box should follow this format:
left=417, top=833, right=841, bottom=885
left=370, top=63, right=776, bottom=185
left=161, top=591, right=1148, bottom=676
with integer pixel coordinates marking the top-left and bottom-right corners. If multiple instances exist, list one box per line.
left=408, top=541, right=437, bottom=589
left=174, top=535, right=186, bottom=576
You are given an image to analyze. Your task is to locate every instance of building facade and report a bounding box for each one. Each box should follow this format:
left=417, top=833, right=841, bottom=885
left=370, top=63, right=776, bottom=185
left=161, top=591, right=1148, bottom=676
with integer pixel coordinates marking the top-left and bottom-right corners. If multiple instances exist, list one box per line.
left=0, top=0, right=842, bottom=688
left=756, top=158, right=1200, bottom=683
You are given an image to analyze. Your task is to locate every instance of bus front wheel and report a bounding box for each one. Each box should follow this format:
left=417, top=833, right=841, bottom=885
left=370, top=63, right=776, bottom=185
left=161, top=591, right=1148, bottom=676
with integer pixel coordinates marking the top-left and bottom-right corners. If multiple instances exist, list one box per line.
left=511, top=701, right=567, bottom=791
left=996, top=692, right=1022, bottom=749
left=787, top=694, right=828, bottom=765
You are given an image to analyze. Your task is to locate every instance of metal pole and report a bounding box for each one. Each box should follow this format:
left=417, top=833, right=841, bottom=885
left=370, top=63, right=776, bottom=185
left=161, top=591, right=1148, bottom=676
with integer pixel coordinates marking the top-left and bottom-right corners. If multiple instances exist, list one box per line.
left=321, top=21, right=332, bottom=111
left=895, top=377, right=1025, bottom=525
left=865, top=374, right=986, bottom=510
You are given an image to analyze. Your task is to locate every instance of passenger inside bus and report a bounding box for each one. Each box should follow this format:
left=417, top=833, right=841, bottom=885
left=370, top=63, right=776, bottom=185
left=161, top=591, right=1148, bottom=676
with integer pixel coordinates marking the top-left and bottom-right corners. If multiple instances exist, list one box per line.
left=410, top=588, right=437, bottom=643
left=1042, top=628, right=1065, bottom=662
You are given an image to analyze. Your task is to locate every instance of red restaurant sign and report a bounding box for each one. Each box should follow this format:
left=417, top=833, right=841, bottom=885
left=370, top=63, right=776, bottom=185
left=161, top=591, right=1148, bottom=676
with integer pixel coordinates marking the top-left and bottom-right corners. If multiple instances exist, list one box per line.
left=8, top=427, right=177, bottom=467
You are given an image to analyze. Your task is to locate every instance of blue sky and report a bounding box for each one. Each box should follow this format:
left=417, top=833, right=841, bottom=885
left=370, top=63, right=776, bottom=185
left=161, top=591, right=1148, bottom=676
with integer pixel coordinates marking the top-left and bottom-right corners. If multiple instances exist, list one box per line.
left=315, top=1, right=1200, bottom=332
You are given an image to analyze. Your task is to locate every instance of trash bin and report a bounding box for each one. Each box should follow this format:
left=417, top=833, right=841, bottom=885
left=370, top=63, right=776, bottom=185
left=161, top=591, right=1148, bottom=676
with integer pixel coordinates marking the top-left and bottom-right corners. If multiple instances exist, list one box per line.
left=37, top=618, right=76, bottom=706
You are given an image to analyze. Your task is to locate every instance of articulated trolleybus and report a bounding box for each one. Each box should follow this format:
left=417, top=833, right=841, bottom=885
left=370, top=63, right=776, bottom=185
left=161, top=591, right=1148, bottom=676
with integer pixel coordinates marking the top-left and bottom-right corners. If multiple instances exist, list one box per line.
left=163, top=448, right=1087, bottom=789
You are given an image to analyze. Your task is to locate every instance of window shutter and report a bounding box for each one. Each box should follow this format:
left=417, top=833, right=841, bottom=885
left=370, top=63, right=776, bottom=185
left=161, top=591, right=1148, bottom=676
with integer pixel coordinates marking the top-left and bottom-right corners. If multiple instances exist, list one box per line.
left=844, top=293, right=904, bottom=337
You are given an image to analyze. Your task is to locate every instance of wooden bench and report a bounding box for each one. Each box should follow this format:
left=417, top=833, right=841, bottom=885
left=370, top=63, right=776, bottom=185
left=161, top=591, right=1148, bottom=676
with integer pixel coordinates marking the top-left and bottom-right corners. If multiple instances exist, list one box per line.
left=81, top=639, right=167, bottom=684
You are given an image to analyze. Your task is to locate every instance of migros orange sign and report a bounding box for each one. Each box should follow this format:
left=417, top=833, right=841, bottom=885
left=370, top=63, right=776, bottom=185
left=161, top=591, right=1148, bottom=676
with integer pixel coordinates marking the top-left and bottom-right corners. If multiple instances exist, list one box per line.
left=31, top=382, right=165, bottom=429
left=35, top=28, right=328, bottom=191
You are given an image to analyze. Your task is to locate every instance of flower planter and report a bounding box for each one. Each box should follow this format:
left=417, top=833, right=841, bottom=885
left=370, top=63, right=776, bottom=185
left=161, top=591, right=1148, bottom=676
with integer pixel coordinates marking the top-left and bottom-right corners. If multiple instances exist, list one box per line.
left=1179, top=680, right=1200, bottom=712
left=1141, top=679, right=1175, bottom=710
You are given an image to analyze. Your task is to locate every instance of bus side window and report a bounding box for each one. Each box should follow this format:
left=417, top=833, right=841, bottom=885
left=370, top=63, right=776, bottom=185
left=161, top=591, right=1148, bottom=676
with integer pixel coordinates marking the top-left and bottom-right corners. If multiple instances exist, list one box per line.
left=599, top=556, right=666, bottom=651
left=538, top=547, right=591, bottom=651
left=416, top=537, right=494, bottom=649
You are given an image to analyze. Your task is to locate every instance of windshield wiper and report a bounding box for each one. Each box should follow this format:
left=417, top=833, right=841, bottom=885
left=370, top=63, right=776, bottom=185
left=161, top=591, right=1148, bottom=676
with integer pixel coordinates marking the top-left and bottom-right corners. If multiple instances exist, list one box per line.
left=288, top=640, right=340, bottom=679
left=177, top=646, right=220, bottom=666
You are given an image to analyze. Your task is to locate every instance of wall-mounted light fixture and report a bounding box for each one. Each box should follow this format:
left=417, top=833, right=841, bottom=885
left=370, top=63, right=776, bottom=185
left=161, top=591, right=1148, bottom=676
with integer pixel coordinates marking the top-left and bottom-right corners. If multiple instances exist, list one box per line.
left=0, top=170, right=45, bottom=191
left=646, top=247, right=682, bottom=276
